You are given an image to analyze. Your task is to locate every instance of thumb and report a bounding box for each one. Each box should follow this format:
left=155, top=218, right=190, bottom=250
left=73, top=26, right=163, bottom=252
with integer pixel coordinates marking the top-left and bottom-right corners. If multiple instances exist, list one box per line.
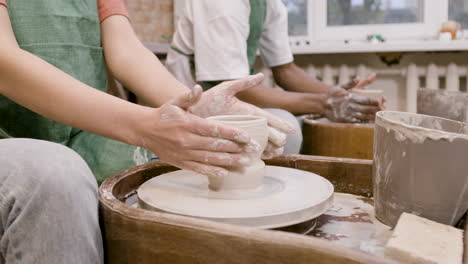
left=169, top=85, right=203, bottom=110
left=224, top=73, right=264, bottom=96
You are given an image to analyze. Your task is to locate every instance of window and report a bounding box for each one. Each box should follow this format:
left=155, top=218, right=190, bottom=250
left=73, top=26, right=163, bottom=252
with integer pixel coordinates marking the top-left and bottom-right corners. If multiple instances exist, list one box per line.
left=285, top=0, right=308, bottom=36
left=449, top=0, right=468, bottom=29
left=327, top=0, right=424, bottom=26
left=283, top=0, right=468, bottom=45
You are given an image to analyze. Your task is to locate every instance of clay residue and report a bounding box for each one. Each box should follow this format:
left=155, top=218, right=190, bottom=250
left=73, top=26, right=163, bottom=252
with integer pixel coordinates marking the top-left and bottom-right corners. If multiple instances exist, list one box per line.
left=376, top=111, right=468, bottom=144
left=309, top=193, right=392, bottom=257
left=358, top=197, right=374, bottom=206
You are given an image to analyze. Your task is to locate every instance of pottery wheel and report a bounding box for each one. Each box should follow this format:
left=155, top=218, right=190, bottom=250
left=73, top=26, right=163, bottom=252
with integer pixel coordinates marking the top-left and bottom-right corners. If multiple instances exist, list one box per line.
left=137, top=166, right=334, bottom=229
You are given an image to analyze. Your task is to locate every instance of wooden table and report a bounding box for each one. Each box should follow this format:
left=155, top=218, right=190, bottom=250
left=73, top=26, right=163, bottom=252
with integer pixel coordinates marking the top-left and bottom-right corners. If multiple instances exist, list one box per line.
left=99, top=155, right=466, bottom=264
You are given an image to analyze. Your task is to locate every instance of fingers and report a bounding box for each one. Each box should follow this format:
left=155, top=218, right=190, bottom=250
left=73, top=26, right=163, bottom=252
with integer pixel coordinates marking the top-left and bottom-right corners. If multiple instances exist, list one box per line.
left=189, top=117, right=251, bottom=144
left=349, top=94, right=380, bottom=106
left=342, top=78, right=360, bottom=90
left=356, top=73, right=377, bottom=88
left=223, top=73, right=265, bottom=96
left=268, top=127, right=287, bottom=147
left=183, top=134, right=261, bottom=153
left=262, top=146, right=284, bottom=159
left=342, top=73, right=377, bottom=90
left=249, top=106, right=296, bottom=133
left=348, top=102, right=381, bottom=115
left=189, top=150, right=251, bottom=167
left=185, top=135, right=244, bottom=152
left=170, top=85, right=203, bottom=110
left=350, top=111, right=376, bottom=123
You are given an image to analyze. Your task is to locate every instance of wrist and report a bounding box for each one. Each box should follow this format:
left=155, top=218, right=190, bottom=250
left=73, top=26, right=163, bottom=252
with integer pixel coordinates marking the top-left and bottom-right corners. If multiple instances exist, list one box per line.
left=125, top=105, right=156, bottom=148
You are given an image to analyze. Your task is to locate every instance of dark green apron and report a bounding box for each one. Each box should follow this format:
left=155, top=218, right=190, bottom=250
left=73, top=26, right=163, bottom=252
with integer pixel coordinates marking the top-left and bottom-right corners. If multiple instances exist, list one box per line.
left=172, top=0, right=267, bottom=90
left=0, top=0, right=149, bottom=184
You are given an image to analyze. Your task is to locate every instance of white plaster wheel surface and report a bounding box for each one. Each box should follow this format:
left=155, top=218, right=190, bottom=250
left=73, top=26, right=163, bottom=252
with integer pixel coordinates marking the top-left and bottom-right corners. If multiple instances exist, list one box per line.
left=137, top=166, right=334, bottom=229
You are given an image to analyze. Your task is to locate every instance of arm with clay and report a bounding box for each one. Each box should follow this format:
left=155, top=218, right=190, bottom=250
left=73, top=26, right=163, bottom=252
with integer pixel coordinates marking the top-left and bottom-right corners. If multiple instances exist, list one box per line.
left=272, top=63, right=382, bottom=122
left=100, top=15, right=296, bottom=154
left=0, top=6, right=258, bottom=181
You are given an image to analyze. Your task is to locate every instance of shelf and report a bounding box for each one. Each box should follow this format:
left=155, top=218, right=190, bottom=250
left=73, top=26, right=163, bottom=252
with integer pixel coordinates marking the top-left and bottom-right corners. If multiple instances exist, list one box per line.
left=145, top=40, right=468, bottom=55
left=290, top=39, right=468, bottom=54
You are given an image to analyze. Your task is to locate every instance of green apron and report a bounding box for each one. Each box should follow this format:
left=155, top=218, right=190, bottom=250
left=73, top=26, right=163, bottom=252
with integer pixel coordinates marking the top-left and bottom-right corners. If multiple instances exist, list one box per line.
left=172, top=0, right=267, bottom=90
left=0, top=0, right=149, bottom=184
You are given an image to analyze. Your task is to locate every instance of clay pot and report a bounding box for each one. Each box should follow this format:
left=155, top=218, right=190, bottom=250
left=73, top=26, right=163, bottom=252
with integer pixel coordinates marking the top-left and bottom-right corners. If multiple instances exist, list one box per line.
left=373, top=111, right=468, bottom=227
left=207, top=115, right=268, bottom=190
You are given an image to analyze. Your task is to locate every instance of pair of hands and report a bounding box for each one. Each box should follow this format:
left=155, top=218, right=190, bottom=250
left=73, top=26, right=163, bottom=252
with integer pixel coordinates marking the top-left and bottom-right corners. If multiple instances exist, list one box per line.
left=325, top=73, right=385, bottom=123
left=137, top=74, right=294, bottom=183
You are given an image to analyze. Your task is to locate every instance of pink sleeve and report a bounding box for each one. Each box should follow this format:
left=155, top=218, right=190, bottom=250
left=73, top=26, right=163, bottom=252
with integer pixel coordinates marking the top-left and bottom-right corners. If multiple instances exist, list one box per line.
left=98, top=0, right=129, bottom=23
left=0, top=0, right=7, bottom=8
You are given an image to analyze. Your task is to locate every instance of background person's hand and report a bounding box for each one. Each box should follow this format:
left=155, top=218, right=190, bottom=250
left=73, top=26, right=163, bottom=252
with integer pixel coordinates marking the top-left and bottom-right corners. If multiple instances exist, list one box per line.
left=189, top=73, right=296, bottom=159
left=325, top=73, right=383, bottom=123
left=340, top=73, right=377, bottom=90
left=136, top=86, right=262, bottom=184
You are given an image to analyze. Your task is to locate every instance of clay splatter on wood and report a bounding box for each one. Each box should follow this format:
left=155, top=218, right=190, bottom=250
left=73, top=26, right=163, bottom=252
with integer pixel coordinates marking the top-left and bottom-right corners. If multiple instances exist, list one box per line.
left=309, top=193, right=392, bottom=257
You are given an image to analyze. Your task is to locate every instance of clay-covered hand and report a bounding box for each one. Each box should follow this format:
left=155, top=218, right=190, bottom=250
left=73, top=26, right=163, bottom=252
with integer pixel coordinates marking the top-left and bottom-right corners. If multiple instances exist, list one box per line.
left=137, top=86, right=261, bottom=184
left=340, top=73, right=377, bottom=91
left=325, top=73, right=383, bottom=123
left=188, top=73, right=296, bottom=159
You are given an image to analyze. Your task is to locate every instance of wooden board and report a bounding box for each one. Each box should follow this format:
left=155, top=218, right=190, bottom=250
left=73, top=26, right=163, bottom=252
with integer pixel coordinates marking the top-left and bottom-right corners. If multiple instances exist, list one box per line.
left=99, top=155, right=395, bottom=264
left=266, top=155, right=373, bottom=197
left=301, top=118, right=374, bottom=160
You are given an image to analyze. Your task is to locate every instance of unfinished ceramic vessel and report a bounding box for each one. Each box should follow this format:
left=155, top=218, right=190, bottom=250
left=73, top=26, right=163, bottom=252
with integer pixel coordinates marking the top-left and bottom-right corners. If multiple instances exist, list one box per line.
left=373, top=111, right=468, bottom=227
left=206, top=115, right=268, bottom=190
left=137, top=115, right=334, bottom=229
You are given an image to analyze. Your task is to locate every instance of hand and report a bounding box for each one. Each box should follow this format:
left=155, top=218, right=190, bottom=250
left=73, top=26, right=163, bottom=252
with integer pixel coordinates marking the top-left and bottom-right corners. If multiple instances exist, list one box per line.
left=136, top=86, right=261, bottom=183
left=340, top=73, right=377, bottom=90
left=188, top=73, right=296, bottom=159
left=325, top=73, right=383, bottom=123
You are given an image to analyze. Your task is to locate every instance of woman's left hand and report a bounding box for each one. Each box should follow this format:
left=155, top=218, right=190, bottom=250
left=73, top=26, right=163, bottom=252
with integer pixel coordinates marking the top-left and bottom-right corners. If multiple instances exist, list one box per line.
left=188, top=73, right=296, bottom=159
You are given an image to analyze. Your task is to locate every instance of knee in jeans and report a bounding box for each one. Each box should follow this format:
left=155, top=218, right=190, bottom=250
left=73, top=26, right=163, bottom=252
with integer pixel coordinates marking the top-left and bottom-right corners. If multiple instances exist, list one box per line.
left=1, top=139, right=97, bottom=196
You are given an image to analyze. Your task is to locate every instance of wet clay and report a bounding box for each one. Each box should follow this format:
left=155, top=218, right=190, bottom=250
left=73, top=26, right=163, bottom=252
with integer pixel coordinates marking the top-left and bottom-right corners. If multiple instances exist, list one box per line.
left=207, top=115, right=268, bottom=191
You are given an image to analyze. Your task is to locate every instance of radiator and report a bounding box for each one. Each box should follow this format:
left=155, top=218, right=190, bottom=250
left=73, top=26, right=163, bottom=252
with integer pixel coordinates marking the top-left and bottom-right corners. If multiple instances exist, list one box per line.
left=260, top=63, right=468, bottom=113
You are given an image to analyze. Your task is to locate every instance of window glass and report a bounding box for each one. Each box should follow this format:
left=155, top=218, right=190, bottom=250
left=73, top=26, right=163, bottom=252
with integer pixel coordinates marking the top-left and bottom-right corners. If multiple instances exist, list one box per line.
left=449, top=0, right=468, bottom=29
left=283, top=0, right=308, bottom=36
left=327, top=0, right=424, bottom=26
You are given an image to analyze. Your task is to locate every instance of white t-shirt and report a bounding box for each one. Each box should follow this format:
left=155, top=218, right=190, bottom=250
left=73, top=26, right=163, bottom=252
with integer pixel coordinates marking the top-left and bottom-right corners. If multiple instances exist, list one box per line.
left=165, top=0, right=293, bottom=88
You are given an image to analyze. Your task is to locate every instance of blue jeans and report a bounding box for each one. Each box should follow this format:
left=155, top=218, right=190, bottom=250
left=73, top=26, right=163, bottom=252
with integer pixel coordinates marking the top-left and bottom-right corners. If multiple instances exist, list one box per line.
left=0, top=139, right=103, bottom=264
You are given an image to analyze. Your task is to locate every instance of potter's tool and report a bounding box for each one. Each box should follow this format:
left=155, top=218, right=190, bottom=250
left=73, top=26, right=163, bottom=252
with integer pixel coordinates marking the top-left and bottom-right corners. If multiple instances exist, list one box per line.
left=137, top=166, right=334, bottom=229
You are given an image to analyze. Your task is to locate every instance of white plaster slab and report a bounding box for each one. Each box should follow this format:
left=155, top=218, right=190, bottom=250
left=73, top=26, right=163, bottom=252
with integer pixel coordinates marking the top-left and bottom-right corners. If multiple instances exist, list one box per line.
left=137, top=166, right=334, bottom=229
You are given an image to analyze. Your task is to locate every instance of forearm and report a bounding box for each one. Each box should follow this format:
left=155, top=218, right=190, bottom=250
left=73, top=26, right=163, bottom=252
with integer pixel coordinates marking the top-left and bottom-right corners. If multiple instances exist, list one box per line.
left=102, top=16, right=189, bottom=107
left=272, top=63, right=331, bottom=94
left=236, top=83, right=327, bottom=115
left=0, top=46, right=147, bottom=146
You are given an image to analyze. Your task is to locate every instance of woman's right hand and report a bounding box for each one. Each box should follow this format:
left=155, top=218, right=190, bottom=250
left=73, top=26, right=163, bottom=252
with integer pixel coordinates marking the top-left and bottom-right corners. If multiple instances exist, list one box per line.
left=135, top=86, right=261, bottom=183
